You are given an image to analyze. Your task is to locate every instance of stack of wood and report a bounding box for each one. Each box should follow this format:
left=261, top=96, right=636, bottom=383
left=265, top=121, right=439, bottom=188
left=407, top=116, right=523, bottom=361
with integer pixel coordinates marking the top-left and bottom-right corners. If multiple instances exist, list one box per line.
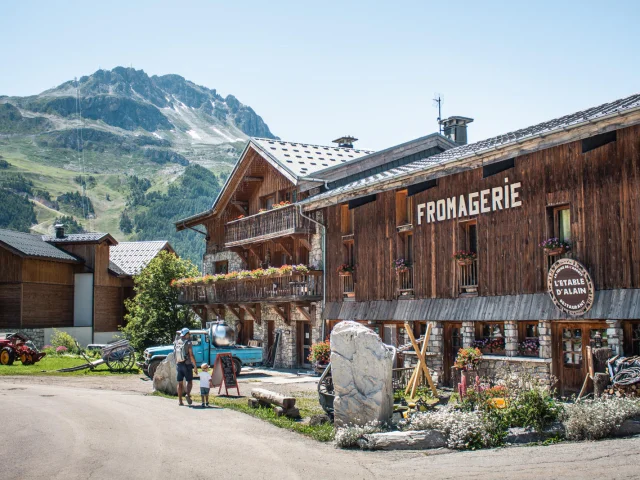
left=602, top=383, right=640, bottom=398
left=601, top=355, right=640, bottom=398
left=248, top=388, right=300, bottom=418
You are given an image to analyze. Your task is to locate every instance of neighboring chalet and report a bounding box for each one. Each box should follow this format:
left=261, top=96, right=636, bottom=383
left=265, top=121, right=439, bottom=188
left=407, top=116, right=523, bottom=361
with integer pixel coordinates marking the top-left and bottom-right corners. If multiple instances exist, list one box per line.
left=175, top=135, right=455, bottom=367
left=298, top=94, right=640, bottom=394
left=0, top=225, right=173, bottom=347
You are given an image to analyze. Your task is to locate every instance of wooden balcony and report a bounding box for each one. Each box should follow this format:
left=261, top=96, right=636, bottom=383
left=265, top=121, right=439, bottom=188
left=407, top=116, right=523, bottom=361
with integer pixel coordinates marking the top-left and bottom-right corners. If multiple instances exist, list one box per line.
left=224, top=204, right=315, bottom=247
left=341, top=273, right=355, bottom=300
left=458, top=259, right=478, bottom=296
left=177, top=271, right=323, bottom=305
left=397, top=266, right=414, bottom=297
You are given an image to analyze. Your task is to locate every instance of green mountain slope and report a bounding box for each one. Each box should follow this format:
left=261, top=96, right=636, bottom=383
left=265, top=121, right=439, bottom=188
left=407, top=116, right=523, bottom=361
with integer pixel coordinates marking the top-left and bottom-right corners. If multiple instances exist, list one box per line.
left=0, top=67, right=276, bottom=267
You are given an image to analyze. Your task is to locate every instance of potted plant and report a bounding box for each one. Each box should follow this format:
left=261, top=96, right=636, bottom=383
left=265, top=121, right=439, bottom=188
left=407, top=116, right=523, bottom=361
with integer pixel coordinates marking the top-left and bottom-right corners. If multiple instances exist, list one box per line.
left=454, top=346, right=482, bottom=371
left=453, top=251, right=477, bottom=266
left=308, top=340, right=331, bottom=374
left=337, top=264, right=355, bottom=276
left=271, top=201, right=291, bottom=209
left=539, top=237, right=571, bottom=256
left=393, top=258, right=410, bottom=274
left=518, top=338, right=540, bottom=357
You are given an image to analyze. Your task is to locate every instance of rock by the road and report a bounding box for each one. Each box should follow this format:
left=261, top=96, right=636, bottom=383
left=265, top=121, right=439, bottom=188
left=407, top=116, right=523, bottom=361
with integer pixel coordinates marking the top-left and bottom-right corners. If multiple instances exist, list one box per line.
left=358, top=430, right=447, bottom=450
left=153, top=352, right=179, bottom=395
left=330, top=321, right=394, bottom=427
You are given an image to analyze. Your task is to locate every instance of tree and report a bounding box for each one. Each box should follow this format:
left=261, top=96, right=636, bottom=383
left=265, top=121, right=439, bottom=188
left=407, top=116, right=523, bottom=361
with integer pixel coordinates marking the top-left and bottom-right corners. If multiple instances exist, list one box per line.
left=54, top=215, right=85, bottom=234
left=122, top=251, right=200, bottom=352
left=119, top=211, right=133, bottom=234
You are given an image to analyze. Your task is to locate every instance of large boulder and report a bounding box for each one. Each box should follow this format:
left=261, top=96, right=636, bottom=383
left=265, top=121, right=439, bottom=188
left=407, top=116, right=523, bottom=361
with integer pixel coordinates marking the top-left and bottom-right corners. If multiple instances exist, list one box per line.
left=153, top=352, right=180, bottom=395
left=330, top=321, right=394, bottom=427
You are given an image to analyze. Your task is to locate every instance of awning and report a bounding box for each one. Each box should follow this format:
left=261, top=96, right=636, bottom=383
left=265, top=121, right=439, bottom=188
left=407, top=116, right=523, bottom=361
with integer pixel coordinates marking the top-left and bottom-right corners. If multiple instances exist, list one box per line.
left=323, top=289, right=640, bottom=322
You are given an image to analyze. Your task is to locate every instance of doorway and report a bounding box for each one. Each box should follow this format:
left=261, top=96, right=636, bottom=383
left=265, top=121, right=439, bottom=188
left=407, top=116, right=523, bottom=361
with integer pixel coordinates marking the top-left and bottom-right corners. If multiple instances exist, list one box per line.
left=443, top=322, right=463, bottom=387
left=297, top=322, right=312, bottom=368
left=553, top=322, right=608, bottom=395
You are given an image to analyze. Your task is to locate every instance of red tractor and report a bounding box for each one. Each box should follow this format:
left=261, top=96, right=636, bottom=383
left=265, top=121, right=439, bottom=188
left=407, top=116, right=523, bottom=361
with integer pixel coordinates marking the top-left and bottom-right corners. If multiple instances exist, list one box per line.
left=0, top=333, right=46, bottom=366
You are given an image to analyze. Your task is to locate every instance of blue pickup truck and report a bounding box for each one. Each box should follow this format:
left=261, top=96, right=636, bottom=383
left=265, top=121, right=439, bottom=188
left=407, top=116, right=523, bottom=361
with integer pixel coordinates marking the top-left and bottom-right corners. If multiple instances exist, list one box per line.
left=141, top=325, right=263, bottom=379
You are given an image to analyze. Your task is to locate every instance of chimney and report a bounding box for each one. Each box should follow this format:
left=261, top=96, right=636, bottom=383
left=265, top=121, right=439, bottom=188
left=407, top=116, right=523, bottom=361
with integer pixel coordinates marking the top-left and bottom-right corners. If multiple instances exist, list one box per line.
left=439, top=116, right=474, bottom=146
left=54, top=223, right=65, bottom=239
left=332, top=135, right=358, bottom=149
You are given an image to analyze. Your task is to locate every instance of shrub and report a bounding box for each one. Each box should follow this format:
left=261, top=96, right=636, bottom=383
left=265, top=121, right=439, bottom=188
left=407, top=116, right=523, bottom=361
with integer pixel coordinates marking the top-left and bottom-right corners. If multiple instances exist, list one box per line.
left=334, top=421, right=386, bottom=449
left=503, top=387, right=562, bottom=431
left=55, top=346, right=68, bottom=354
left=308, top=340, right=330, bottom=364
left=50, top=329, right=79, bottom=354
left=561, top=397, right=640, bottom=441
left=400, top=408, right=494, bottom=450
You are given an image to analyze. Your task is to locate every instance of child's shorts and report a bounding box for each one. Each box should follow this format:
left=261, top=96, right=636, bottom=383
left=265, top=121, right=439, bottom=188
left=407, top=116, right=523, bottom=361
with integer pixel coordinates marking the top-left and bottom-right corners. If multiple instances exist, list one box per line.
left=200, top=387, right=210, bottom=395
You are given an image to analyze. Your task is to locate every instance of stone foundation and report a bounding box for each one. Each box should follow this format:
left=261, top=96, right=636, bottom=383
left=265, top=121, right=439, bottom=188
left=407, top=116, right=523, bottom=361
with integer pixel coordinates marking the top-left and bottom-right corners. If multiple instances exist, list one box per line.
left=477, top=355, right=552, bottom=385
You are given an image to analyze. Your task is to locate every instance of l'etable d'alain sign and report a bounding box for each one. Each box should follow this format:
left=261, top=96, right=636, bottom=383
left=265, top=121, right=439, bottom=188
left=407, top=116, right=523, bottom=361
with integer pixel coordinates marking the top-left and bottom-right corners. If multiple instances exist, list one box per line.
left=416, top=177, right=522, bottom=224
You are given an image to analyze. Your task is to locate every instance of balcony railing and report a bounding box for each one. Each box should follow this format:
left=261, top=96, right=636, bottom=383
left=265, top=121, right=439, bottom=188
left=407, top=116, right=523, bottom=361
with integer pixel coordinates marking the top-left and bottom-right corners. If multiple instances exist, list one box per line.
left=177, top=271, right=323, bottom=305
left=458, top=259, right=478, bottom=295
left=397, top=267, right=414, bottom=297
left=341, top=273, right=355, bottom=300
left=224, top=204, right=315, bottom=247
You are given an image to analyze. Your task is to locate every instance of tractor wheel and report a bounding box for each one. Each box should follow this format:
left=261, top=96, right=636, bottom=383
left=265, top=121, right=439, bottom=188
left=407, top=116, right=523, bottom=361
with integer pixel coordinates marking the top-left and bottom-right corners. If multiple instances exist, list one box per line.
left=20, top=353, right=34, bottom=365
left=0, top=347, right=15, bottom=366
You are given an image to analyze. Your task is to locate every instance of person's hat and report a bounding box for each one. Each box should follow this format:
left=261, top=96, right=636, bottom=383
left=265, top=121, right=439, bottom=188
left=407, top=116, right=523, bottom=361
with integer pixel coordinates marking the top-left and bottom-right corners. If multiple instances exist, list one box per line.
left=180, top=327, right=190, bottom=336
left=201, top=363, right=209, bottom=369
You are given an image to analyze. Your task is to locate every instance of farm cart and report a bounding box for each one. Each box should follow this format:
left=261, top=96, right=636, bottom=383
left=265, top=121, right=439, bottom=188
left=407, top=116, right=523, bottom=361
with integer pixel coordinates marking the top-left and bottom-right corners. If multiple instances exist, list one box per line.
left=0, top=333, right=46, bottom=366
left=57, top=339, right=136, bottom=373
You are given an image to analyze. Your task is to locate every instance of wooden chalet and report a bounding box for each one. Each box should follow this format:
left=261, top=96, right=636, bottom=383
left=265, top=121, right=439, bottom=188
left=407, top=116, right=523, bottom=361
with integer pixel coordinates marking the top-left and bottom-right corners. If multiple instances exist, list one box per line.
left=0, top=225, right=173, bottom=347
left=174, top=135, right=454, bottom=367
left=297, top=94, right=640, bottom=393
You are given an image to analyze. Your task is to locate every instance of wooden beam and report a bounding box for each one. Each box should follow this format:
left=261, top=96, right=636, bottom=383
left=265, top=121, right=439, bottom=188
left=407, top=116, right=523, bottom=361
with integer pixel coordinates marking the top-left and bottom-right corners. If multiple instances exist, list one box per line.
left=248, top=246, right=264, bottom=262
left=240, top=303, right=261, bottom=325
left=231, top=203, right=247, bottom=215
left=299, top=238, right=312, bottom=251
left=276, top=240, right=293, bottom=259
left=295, top=305, right=311, bottom=322
left=243, top=176, right=264, bottom=182
left=227, top=305, right=242, bottom=321
left=231, top=200, right=249, bottom=207
left=271, top=304, right=290, bottom=325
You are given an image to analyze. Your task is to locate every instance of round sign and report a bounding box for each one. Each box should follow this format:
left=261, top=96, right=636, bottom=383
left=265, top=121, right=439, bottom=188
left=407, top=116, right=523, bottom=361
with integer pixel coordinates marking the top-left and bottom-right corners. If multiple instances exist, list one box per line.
left=547, top=258, right=594, bottom=316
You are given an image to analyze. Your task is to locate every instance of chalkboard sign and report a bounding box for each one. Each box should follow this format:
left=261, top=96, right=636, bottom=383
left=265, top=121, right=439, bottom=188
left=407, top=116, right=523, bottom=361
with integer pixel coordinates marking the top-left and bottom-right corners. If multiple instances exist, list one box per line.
left=211, top=353, right=240, bottom=396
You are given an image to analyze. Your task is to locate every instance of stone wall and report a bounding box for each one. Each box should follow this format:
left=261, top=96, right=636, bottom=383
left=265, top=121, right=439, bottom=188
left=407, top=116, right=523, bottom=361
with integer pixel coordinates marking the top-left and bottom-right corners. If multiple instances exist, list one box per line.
left=477, top=355, right=552, bottom=385
left=11, top=328, right=45, bottom=348
left=202, top=251, right=247, bottom=275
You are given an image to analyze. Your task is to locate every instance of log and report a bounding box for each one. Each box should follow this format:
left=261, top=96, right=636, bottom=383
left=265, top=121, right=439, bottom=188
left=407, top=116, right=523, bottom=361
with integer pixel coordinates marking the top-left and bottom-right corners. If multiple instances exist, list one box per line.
left=251, top=388, right=296, bottom=409
left=273, top=405, right=300, bottom=418
left=248, top=398, right=260, bottom=408
left=593, top=373, right=610, bottom=397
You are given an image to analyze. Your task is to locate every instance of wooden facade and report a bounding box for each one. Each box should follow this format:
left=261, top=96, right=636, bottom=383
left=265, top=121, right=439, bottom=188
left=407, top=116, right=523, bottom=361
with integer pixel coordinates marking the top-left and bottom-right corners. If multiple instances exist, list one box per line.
left=324, top=124, right=640, bottom=303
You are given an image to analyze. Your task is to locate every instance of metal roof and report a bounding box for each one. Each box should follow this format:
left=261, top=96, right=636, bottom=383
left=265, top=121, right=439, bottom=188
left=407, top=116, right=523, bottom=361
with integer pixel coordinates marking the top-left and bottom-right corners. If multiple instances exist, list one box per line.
left=324, top=289, right=640, bottom=322
left=108, top=260, right=127, bottom=277
left=43, top=232, right=117, bottom=245
left=0, top=229, right=80, bottom=263
left=250, top=137, right=373, bottom=178
left=304, top=93, right=640, bottom=206
left=109, top=241, right=172, bottom=275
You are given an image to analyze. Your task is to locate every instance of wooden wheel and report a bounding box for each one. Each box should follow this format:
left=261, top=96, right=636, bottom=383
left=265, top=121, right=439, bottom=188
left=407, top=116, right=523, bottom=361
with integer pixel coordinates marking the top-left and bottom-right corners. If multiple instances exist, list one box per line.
left=105, top=346, right=136, bottom=371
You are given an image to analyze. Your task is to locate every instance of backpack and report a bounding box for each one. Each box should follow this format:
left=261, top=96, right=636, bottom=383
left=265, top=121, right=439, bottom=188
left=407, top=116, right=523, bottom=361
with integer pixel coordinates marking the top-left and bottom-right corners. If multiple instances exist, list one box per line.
left=174, top=338, right=187, bottom=363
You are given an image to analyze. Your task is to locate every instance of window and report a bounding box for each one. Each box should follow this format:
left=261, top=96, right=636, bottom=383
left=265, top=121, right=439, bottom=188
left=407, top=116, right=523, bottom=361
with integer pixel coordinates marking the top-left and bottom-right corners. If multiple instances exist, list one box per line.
left=460, top=220, right=478, bottom=253
left=262, top=194, right=275, bottom=210
left=340, top=204, right=353, bottom=234
left=395, top=190, right=414, bottom=226
left=518, top=322, right=539, bottom=357
left=405, top=234, right=414, bottom=264
left=214, top=260, right=228, bottom=274
left=557, top=208, right=571, bottom=243
left=474, top=322, right=505, bottom=354
left=279, top=190, right=292, bottom=203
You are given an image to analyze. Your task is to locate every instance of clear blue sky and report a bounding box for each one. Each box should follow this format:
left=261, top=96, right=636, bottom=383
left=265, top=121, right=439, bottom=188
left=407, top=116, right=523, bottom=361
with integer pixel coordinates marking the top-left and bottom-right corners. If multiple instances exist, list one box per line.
left=1, top=0, right=638, bottom=151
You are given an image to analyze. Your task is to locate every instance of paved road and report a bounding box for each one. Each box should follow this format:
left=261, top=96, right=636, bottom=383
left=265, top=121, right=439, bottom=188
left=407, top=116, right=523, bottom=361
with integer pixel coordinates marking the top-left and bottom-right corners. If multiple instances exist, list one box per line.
left=2, top=380, right=640, bottom=480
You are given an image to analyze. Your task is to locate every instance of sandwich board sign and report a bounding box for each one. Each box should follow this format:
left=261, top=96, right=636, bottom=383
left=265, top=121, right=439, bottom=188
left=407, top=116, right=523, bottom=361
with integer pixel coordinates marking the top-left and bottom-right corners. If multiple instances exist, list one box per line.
left=211, top=352, right=240, bottom=396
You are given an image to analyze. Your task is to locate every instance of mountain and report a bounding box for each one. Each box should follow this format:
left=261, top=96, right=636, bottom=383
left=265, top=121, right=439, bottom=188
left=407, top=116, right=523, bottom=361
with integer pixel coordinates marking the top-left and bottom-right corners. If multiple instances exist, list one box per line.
left=0, top=67, right=277, bottom=266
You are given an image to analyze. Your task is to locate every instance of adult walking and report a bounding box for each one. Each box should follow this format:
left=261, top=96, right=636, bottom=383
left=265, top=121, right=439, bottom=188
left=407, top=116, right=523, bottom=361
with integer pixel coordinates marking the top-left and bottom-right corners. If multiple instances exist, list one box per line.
left=175, top=327, right=198, bottom=406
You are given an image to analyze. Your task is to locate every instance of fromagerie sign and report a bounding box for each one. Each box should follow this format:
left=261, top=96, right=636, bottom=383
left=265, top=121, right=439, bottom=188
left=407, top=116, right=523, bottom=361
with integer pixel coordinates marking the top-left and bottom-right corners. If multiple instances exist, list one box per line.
left=416, top=177, right=522, bottom=224
left=547, top=258, right=595, bottom=316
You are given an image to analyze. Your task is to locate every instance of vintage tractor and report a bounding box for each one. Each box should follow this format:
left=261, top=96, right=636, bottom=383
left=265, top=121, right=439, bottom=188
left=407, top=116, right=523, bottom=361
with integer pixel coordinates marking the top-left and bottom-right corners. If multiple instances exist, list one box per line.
left=0, top=333, right=46, bottom=366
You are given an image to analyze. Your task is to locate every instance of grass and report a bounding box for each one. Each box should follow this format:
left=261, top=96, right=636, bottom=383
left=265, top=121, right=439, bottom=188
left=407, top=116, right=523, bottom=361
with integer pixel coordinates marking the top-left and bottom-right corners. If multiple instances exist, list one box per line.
left=0, top=354, right=140, bottom=376
left=152, top=390, right=335, bottom=442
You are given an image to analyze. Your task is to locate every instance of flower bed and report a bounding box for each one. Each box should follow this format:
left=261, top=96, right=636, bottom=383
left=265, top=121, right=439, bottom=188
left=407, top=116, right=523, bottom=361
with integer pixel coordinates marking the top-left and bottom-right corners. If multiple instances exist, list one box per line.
left=171, top=264, right=312, bottom=287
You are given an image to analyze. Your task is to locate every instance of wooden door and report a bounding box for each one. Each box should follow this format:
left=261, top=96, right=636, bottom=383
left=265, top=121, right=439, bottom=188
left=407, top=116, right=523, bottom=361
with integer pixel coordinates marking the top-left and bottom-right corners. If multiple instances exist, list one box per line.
left=443, top=322, right=463, bottom=387
left=266, top=320, right=275, bottom=355
left=624, top=321, right=640, bottom=356
left=241, top=320, right=254, bottom=345
left=553, top=322, right=608, bottom=395
left=297, top=322, right=312, bottom=367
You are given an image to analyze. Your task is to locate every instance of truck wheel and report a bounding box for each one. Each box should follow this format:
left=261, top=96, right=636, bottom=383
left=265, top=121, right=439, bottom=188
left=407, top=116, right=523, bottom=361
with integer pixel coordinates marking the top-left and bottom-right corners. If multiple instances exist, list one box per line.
left=1, top=347, right=14, bottom=365
left=147, top=359, right=162, bottom=379
left=233, top=358, right=242, bottom=376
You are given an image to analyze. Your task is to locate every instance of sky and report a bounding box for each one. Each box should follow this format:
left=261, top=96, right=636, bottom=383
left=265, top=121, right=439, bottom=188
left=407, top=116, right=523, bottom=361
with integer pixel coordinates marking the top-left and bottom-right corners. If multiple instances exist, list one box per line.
left=1, top=0, right=639, bottom=151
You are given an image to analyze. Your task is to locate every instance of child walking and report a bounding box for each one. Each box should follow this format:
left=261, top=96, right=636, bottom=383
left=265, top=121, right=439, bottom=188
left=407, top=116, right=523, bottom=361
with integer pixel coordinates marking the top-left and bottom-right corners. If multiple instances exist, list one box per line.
left=199, top=363, right=212, bottom=407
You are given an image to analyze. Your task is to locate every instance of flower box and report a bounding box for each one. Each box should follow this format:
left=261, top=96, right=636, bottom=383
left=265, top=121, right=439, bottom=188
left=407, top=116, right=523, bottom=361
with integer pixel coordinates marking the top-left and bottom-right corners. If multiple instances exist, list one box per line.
left=545, top=246, right=567, bottom=256
left=457, top=258, right=474, bottom=266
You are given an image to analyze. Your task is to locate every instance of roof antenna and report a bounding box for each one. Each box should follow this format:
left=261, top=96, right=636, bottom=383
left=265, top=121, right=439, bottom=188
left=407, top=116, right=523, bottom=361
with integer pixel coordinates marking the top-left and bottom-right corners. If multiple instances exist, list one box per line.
left=433, top=94, right=443, bottom=134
